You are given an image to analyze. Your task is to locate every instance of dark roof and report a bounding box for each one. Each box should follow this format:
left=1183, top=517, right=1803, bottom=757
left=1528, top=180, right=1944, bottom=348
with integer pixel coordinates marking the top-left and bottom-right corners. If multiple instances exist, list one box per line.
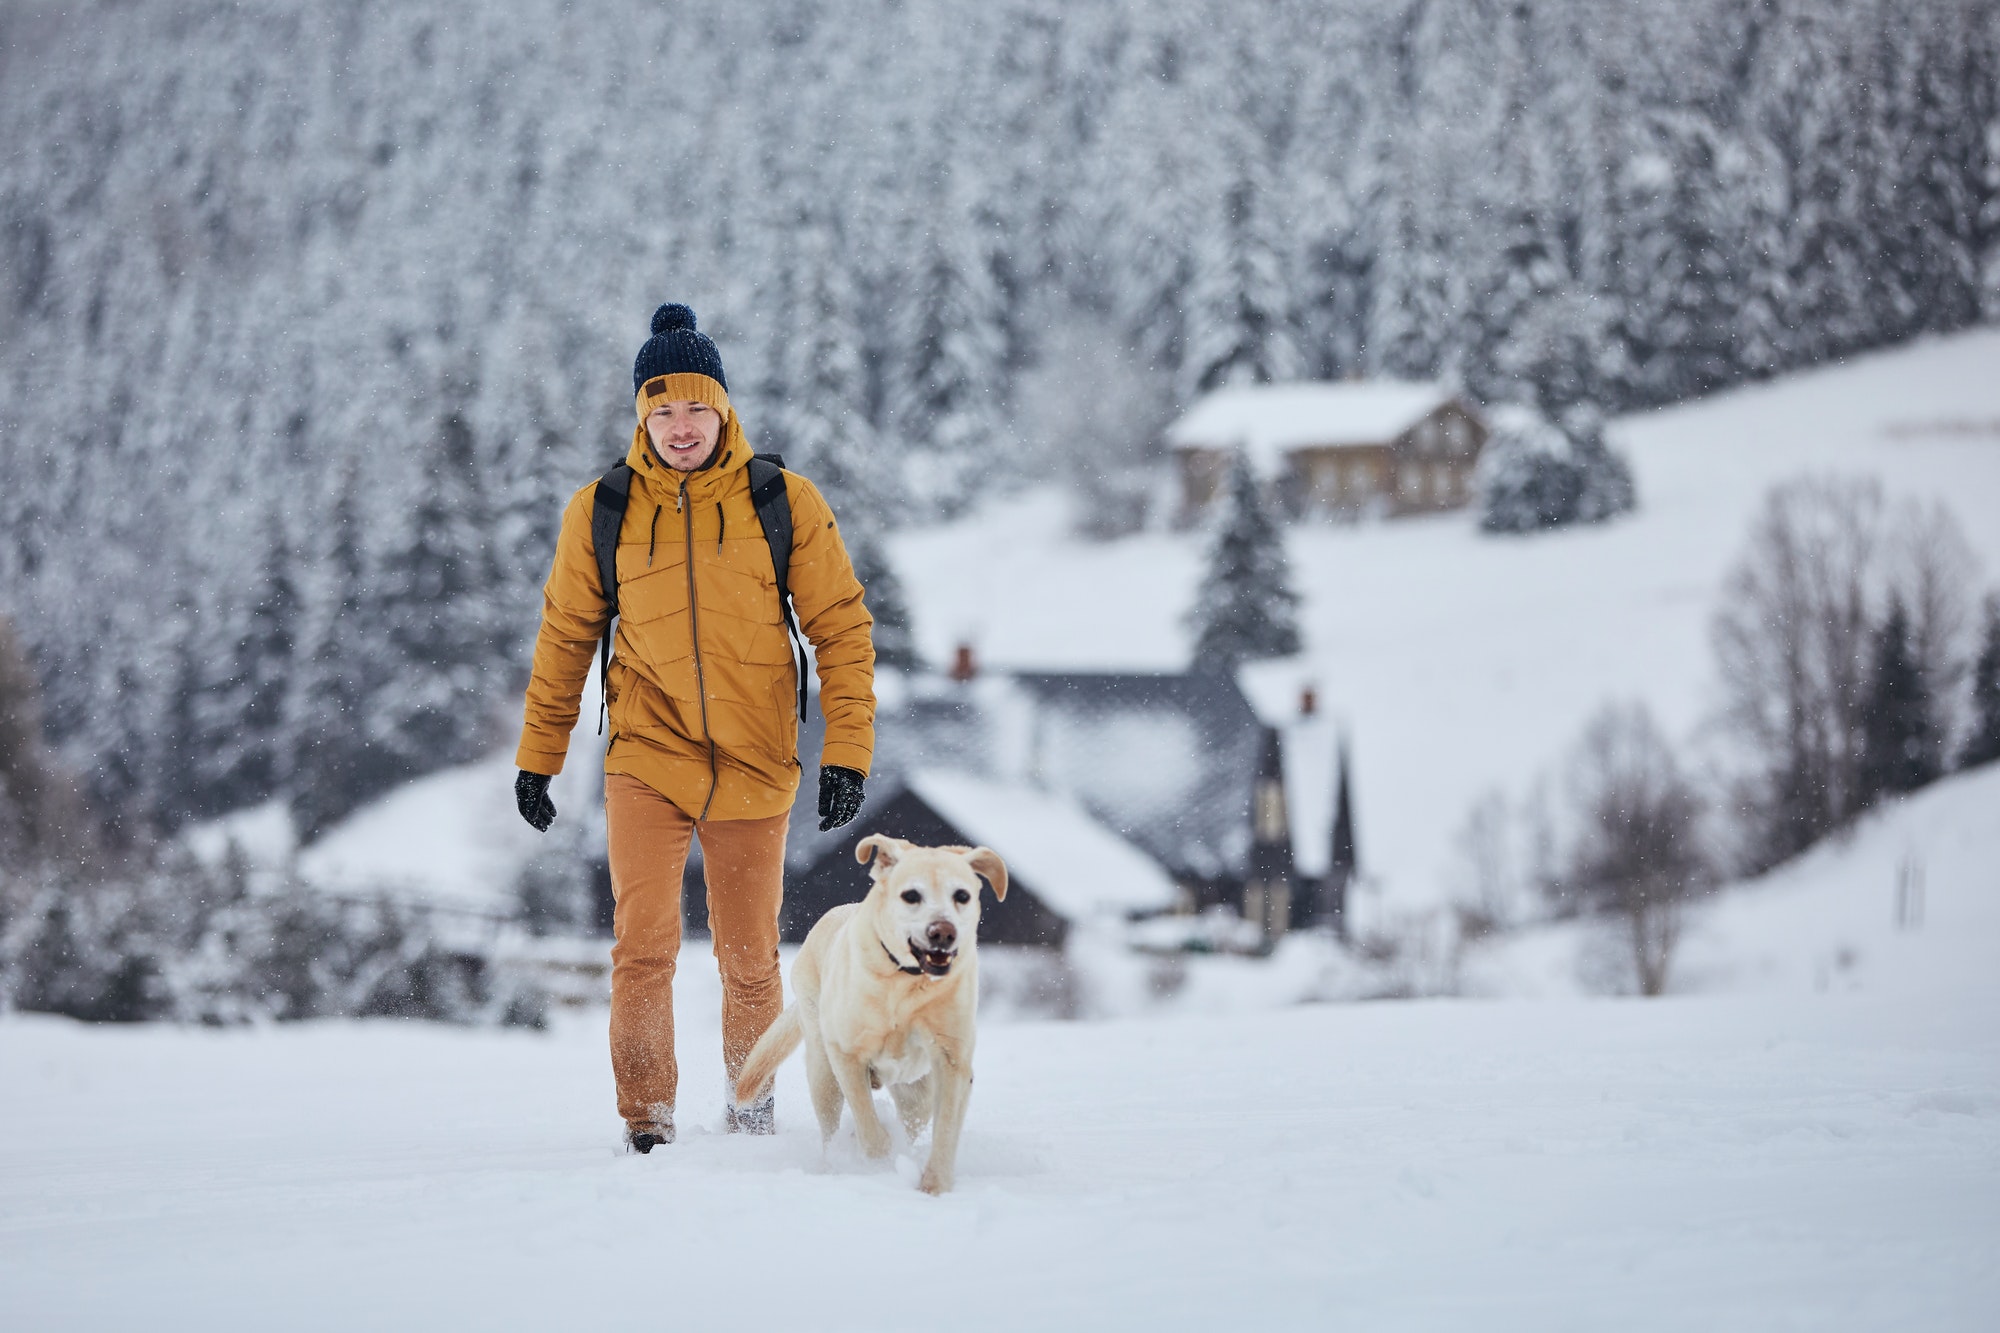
left=789, top=669, right=1265, bottom=885
left=1008, top=671, right=1261, bottom=882
left=787, top=781, right=1071, bottom=948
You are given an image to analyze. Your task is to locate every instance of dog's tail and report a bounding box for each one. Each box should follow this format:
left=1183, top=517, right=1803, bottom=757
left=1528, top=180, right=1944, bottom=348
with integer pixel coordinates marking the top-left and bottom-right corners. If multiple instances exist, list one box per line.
left=734, top=1006, right=802, bottom=1105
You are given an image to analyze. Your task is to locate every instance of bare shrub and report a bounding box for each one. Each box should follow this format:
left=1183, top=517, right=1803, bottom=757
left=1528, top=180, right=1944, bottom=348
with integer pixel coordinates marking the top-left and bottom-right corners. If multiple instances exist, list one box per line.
left=1558, top=703, right=1714, bottom=996
left=1449, top=788, right=1524, bottom=937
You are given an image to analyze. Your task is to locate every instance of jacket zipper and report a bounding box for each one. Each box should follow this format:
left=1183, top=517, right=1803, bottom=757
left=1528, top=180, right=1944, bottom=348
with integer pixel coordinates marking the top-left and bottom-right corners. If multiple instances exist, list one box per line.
left=682, top=475, right=719, bottom=819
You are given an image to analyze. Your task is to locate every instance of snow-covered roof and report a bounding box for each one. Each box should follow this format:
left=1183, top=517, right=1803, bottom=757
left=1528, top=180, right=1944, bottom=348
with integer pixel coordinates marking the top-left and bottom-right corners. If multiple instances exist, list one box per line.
left=903, top=769, right=1179, bottom=919
left=295, top=756, right=547, bottom=913
left=1007, top=672, right=1262, bottom=882
left=1167, top=381, right=1458, bottom=475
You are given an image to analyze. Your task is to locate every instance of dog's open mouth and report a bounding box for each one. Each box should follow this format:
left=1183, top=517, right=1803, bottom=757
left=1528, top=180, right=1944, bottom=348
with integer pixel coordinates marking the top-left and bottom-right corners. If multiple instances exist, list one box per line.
left=910, top=942, right=956, bottom=977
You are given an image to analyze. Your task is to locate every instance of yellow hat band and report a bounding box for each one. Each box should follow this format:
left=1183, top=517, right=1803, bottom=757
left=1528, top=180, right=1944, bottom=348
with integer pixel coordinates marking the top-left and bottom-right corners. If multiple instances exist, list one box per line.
left=636, top=373, right=732, bottom=423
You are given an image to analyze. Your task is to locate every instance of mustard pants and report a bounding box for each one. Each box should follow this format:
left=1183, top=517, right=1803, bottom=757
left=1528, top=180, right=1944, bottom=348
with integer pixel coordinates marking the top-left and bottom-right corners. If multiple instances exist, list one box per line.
left=604, top=772, right=788, bottom=1129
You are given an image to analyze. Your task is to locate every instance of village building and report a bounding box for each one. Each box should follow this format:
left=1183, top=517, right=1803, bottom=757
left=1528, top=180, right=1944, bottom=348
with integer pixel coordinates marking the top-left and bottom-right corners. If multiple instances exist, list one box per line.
left=785, top=769, right=1179, bottom=947
left=1168, top=380, right=1488, bottom=523
left=774, top=659, right=1353, bottom=951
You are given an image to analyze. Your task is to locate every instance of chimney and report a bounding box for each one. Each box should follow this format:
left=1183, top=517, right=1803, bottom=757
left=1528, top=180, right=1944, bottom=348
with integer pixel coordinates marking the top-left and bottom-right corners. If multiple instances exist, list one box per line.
left=1299, top=684, right=1317, bottom=717
left=949, top=642, right=978, bottom=684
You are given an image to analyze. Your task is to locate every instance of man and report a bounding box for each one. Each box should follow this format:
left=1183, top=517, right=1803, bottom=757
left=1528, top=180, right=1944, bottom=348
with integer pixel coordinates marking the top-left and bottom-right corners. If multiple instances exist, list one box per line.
left=512, top=303, right=874, bottom=1152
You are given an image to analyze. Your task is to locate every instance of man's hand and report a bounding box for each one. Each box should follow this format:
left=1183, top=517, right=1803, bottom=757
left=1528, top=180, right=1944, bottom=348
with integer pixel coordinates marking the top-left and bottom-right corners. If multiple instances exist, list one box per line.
left=515, top=770, right=557, bottom=832
left=817, top=765, right=865, bottom=832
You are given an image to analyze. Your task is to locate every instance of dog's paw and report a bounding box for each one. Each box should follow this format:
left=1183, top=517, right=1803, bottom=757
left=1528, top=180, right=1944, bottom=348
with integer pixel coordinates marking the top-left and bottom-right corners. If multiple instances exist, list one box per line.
left=917, top=1166, right=953, bottom=1195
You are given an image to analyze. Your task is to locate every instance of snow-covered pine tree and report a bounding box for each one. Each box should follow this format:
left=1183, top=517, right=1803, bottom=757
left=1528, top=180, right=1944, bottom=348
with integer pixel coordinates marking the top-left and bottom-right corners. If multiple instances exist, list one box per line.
left=756, top=211, right=893, bottom=529
left=1561, top=404, right=1637, bottom=524
left=1859, top=596, right=1942, bottom=804
left=1186, top=454, right=1301, bottom=671
left=1479, top=405, right=1580, bottom=534
left=1179, top=111, right=1304, bottom=399
left=187, top=516, right=299, bottom=821
left=374, top=408, right=509, bottom=778
left=848, top=533, right=919, bottom=672
left=888, top=177, right=1009, bottom=514
left=1959, top=595, right=2000, bottom=770
left=1480, top=402, right=1634, bottom=533
left=290, top=470, right=400, bottom=842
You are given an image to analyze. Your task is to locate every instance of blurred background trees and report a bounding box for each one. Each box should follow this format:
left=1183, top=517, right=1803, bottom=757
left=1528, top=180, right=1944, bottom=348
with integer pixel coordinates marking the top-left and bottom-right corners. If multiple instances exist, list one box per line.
left=2, top=0, right=1995, bottom=841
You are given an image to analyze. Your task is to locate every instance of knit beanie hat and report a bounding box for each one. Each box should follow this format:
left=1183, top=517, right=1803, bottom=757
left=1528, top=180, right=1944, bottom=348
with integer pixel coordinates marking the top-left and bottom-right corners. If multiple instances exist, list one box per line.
left=632, top=303, right=732, bottom=422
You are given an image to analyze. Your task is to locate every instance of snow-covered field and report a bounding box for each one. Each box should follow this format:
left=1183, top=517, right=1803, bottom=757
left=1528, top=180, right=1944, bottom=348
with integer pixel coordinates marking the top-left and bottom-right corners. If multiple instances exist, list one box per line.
left=8, top=767, right=2000, bottom=1329
left=4, top=965, right=1995, bottom=1329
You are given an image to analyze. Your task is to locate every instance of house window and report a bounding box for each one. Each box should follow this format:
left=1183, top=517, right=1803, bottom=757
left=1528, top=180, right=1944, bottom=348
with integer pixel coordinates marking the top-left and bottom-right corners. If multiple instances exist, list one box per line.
left=1255, top=782, right=1287, bottom=841
left=1399, top=462, right=1422, bottom=500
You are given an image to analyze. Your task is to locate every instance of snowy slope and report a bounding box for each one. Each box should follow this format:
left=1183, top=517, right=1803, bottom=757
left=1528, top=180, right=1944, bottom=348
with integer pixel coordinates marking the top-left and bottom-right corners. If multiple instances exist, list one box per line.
left=892, top=328, right=2000, bottom=912
left=1463, top=761, right=2000, bottom=1001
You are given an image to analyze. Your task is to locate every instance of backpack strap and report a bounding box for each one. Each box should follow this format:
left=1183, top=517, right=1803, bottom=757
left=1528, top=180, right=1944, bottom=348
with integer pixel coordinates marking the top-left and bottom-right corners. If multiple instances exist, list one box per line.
left=589, top=462, right=634, bottom=735
left=746, top=454, right=809, bottom=723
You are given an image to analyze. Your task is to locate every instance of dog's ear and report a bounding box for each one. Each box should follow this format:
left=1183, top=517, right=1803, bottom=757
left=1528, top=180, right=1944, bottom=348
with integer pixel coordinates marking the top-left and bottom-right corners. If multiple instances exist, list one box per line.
left=966, top=846, right=1007, bottom=901
left=855, top=834, right=902, bottom=874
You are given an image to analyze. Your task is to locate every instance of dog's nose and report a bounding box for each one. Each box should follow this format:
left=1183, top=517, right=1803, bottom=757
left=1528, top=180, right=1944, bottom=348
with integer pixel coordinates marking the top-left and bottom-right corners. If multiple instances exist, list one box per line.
left=925, top=920, right=956, bottom=950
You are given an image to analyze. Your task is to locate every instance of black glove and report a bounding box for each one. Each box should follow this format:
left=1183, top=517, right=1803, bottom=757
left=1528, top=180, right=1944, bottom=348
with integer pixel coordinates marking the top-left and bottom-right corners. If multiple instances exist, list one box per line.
left=515, top=770, right=556, bottom=832
left=817, top=764, right=865, bottom=832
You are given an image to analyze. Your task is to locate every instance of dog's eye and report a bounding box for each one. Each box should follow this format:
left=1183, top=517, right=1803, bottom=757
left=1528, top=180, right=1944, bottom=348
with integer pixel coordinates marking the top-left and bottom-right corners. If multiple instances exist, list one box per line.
left=901, top=889, right=922, bottom=905
left=953, top=889, right=971, bottom=905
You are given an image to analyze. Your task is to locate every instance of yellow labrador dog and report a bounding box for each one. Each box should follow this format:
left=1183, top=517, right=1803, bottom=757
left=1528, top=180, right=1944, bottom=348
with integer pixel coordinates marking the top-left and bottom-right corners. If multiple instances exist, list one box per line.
left=734, top=834, right=1007, bottom=1195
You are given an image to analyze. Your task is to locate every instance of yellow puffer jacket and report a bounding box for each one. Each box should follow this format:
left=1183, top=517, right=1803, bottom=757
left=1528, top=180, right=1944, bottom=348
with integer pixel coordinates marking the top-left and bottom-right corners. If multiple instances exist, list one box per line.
left=515, top=379, right=875, bottom=821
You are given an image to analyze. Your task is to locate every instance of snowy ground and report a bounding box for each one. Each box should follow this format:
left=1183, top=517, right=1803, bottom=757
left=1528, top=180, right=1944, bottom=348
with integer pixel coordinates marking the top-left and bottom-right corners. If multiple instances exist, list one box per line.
left=9, top=769, right=2000, bottom=1330
left=3, top=981, right=1995, bottom=1330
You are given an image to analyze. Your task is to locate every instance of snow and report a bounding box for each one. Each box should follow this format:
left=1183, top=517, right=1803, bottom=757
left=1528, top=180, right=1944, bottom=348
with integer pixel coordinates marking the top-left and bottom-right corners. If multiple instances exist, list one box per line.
left=1167, top=380, right=1457, bottom=476
left=903, top=768, right=1179, bottom=918
left=3, top=980, right=1994, bottom=1328
left=182, top=681, right=609, bottom=915
left=293, top=756, right=541, bottom=913
left=893, top=328, right=2000, bottom=912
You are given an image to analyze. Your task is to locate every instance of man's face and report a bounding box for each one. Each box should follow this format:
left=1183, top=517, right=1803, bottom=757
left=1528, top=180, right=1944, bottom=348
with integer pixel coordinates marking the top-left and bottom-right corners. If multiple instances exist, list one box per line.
left=644, top=399, right=724, bottom=471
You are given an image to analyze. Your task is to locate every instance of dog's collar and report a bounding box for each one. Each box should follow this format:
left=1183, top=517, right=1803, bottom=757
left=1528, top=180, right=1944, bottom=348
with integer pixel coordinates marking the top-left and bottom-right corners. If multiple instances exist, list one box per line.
left=881, top=940, right=926, bottom=976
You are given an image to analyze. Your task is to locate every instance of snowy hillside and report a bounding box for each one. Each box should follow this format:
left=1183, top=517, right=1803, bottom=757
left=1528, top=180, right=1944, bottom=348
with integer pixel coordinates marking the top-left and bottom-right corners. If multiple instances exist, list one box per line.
left=239, top=328, right=2000, bottom=940
left=1461, top=761, right=2000, bottom=1001
left=892, top=327, right=2000, bottom=910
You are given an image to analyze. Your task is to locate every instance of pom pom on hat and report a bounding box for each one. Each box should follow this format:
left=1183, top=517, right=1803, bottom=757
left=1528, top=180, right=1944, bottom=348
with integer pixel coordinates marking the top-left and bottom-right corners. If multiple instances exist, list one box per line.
left=651, top=303, right=697, bottom=335
left=634, top=301, right=728, bottom=395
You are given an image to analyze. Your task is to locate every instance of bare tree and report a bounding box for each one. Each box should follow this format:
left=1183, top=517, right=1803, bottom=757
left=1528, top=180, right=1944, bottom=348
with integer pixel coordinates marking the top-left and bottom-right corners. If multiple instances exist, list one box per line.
left=1560, top=703, right=1714, bottom=997
left=1711, top=477, right=1980, bottom=871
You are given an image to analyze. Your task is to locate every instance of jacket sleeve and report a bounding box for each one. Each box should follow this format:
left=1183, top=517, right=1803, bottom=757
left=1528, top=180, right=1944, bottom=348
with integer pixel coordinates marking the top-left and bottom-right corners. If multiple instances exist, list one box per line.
left=514, top=486, right=612, bottom=775
left=785, top=476, right=877, bottom=776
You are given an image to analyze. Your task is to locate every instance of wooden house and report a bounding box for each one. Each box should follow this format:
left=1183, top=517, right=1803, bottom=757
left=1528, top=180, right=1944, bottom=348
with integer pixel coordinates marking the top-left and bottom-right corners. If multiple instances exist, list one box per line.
left=1168, top=381, right=1487, bottom=523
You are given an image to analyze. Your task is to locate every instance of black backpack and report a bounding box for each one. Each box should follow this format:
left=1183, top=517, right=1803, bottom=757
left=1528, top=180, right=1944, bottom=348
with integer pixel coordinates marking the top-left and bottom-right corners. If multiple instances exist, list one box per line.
left=589, top=453, right=809, bottom=731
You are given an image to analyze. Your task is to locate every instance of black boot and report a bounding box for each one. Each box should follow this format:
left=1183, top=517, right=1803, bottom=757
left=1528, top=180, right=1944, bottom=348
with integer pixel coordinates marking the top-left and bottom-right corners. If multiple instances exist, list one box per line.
left=625, top=1118, right=674, bottom=1154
